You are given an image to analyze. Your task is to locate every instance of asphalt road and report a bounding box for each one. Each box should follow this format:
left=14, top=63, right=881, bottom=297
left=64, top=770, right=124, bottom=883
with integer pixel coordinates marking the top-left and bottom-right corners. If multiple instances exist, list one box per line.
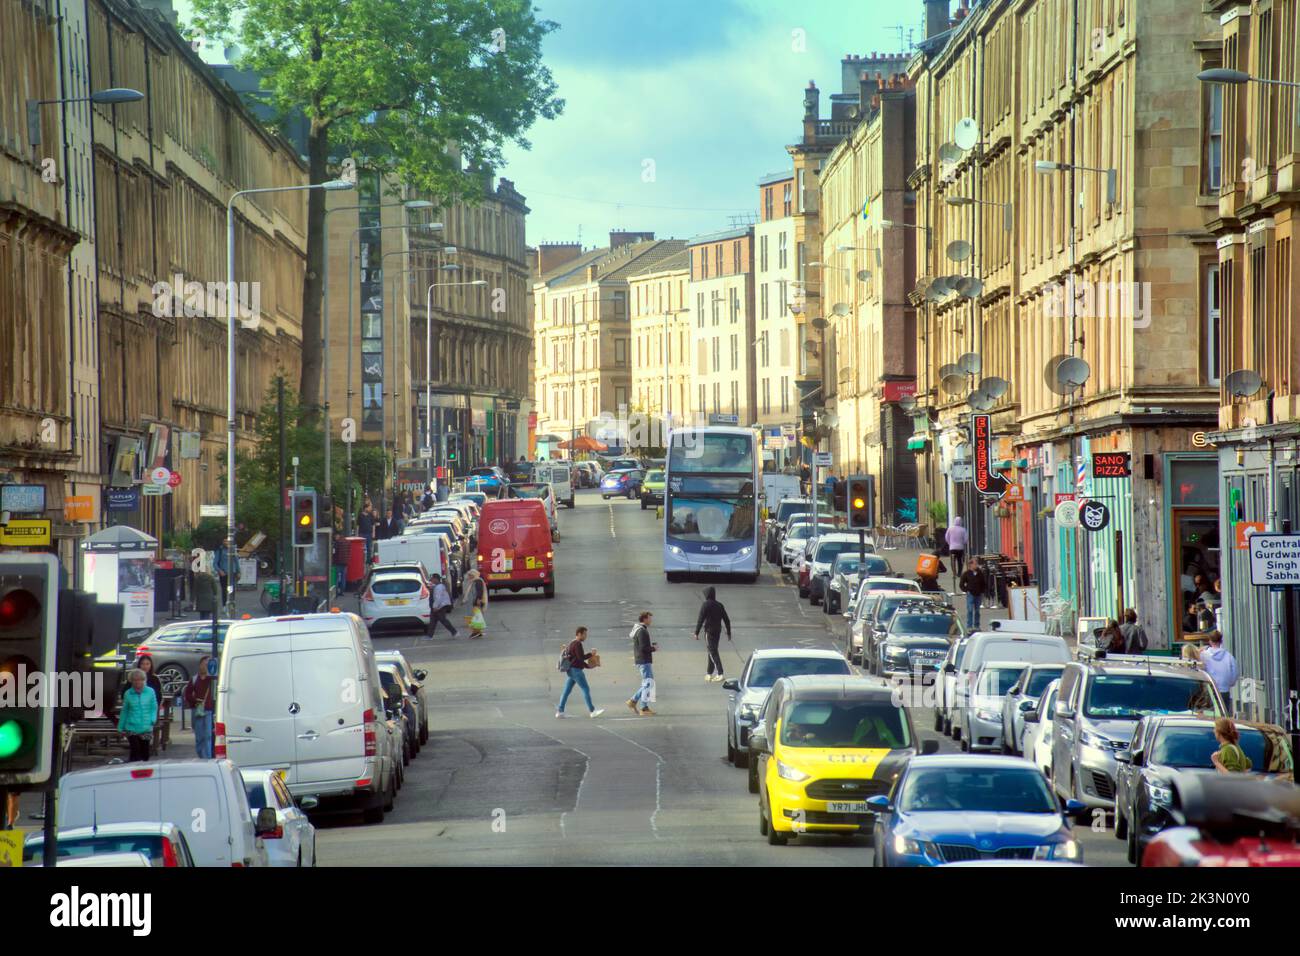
left=320, top=488, right=1127, bottom=866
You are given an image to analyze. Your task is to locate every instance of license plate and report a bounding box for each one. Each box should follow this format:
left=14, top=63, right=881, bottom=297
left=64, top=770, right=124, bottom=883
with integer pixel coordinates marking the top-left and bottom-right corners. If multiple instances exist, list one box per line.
left=699, top=565, right=720, bottom=573
left=825, top=801, right=868, bottom=814
left=489, top=573, right=510, bottom=580
left=385, top=599, right=408, bottom=606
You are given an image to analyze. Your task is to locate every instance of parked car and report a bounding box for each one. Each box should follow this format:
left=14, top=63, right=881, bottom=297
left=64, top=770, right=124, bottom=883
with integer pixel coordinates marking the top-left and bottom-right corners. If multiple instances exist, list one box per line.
left=876, top=605, right=962, bottom=681
left=843, top=575, right=920, bottom=620
left=378, top=661, right=421, bottom=760
left=961, top=661, right=1030, bottom=753
left=375, top=534, right=456, bottom=594
left=449, top=490, right=488, bottom=509
left=804, top=533, right=872, bottom=605
left=477, top=498, right=555, bottom=598
left=1049, top=655, right=1224, bottom=814
left=534, top=461, right=575, bottom=509
left=869, top=756, right=1084, bottom=866
left=240, top=769, right=318, bottom=867
left=936, top=637, right=970, bottom=736
left=779, top=519, right=836, bottom=573
left=24, top=822, right=196, bottom=867
left=466, top=465, right=508, bottom=492
left=216, top=612, right=399, bottom=823
left=1140, top=771, right=1300, bottom=866
left=764, top=498, right=812, bottom=563
left=1022, top=678, right=1062, bottom=778
left=57, top=760, right=274, bottom=866
left=375, top=650, right=430, bottom=744
left=98, top=620, right=235, bottom=699
left=862, top=593, right=949, bottom=675
left=1114, top=715, right=1291, bottom=864
left=847, top=591, right=889, bottom=666
left=1001, top=663, right=1067, bottom=756
left=823, top=553, right=892, bottom=614
left=749, top=675, right=937, bottom=845
left=600, top=468, right=644, bottom=500
left=723, top=648, right=852, bottom=773
left=360, top=569, right=432, bottom=635
left=640, top=469, right=666, bottom=508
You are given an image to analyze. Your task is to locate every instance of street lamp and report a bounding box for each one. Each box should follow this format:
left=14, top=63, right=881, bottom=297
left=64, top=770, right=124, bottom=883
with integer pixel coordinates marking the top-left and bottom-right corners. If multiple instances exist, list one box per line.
left=1035, top=160, right=1117, bottom=206
left=944, top=195, right=1013, bottom=232
left=1197, top=68, right=1300, bottom=127
left=26, top=87, right=143, bottom=145
left=224, top=177, right=353, bottom=613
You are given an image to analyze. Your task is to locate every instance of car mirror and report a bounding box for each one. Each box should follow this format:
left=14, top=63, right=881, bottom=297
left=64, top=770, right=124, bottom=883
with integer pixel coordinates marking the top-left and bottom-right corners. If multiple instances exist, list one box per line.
left=921, top=739, right=939, bottom=755
left=298, top=795, right=319, bottom=811
left=866, top=795, right=891, bottom=811
left=413, top=669, right=427, bottom=682
left=1063, top=799, right=1086, bottom=815
left=944, top=663, right=955, bottom=673
left=1019, top=700, right=1035, bottom=712
left=254, top=806, right=278, bottom=836
left=721, top=679, right=739, bottom=691
left=1023, top=709, right=1040, bottom=724
left=1114, top=751, right=1131, bottom=764
left=1054, top=702, right=1075, bottom=720
left=750, top=730, right=769, bottom=754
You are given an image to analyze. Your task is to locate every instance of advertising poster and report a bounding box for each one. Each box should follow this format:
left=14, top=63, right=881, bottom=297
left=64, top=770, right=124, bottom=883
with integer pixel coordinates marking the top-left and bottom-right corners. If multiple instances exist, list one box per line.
left=117, top=553, right=156, bottom=630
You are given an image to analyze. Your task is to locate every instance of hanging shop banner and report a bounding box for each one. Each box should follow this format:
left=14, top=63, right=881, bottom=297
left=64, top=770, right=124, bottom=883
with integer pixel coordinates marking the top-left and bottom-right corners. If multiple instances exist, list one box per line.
left=105, top=488, right=140, bottom=511
left=971, top=415, right=1009, bottom=498
left=1092, top=452, right=1131, bottom=479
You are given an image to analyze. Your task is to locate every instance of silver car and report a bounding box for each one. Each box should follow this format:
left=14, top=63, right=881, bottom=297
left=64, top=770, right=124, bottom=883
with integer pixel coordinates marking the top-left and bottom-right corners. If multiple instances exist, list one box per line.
left=822, top=553, right=893, bottom=615
left=877, top=607, right=962, bottom=680
left=722, top=648, right=851, bottom=768
left=961, top=661, right=1028, bottom=753
left=375, top=650, right=430, bottom=745
left=1000, top=663, right=1067, bottom=756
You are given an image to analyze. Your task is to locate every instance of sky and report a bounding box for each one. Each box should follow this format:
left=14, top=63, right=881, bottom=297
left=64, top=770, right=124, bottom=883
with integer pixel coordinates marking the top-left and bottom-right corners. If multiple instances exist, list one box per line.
left=174, top=0, right=920, bottom=248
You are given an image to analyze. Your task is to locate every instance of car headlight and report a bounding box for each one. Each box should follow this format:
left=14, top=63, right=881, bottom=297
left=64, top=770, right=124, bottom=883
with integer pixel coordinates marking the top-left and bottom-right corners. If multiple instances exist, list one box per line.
left=739, top=547, right=752, bottom=556
left=776, top=760, right=811, bottom=782
left=1033, top=839, right=1081, bottom=861
left=1147, top=783, right=1173, bottom=808
left=884, top=646, right=908, bottom=662
left=893, top=834, right=925, bottom=856
left=1080, top=730, right=1121, bottom=751
left=669, top=545, right=684, bottom=555
left=975, top=708, right=1002, bottom=722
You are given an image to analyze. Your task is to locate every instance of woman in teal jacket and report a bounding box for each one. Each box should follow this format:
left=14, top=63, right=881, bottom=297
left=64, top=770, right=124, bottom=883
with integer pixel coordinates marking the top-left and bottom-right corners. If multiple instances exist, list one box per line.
left=118, top=668, right=158, bottom=762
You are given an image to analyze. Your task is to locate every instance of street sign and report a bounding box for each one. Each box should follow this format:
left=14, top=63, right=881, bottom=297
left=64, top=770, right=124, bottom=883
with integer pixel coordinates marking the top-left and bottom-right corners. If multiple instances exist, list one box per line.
left=64, top=495, right=95, bottom=522
left=1091, top=452, right=1131, bottom=478
left=1248, top=533, right=1300, bottom=587
left=105, top=488, right=139, bottom=511
left=1235, top=521, right=1266, bottom=550
left=709, top=413, right=739, bottom=425
left=199, top=504, right=228, bottom=518
left=149, top=466, right=171, bottom=486
left=167, top=470, right=182, bottom=488
left=1003, top=484, right=1024, bottom=503
left=1054, top=500, right=1081, bottom=529
left=419, top=447, right=432, bottom=459
left=1079, top=499, right=1110, bottom=532
left=0, top=484, right=45, bottom=514
left=971, top=414, right=1009, bottom=498
left=1054, top=492, right=1076, bottom=506
left=814, top=452, right=833, bottom=468
left=0, top=519, right=52, bottom=546
left=142, top=483, right=170, bottom=496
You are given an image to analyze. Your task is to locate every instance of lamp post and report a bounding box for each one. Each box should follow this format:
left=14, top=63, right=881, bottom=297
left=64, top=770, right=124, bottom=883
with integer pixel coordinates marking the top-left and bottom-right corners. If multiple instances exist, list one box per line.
left=1198, top=68, right=1300, bottom=124
left=323, top=198, right=433, bottom=531
left=26, top=87, right=143, bottom=145
left=225, top=177, right=353, bottom=613
left=943, top=196, right=1013, bottom=233
left=1034, top=160, right=1117, bottom=206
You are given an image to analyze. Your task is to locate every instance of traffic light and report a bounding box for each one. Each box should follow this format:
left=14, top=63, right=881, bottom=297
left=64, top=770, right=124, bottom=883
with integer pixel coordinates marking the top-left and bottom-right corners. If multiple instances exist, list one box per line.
left=446, top=434, right=459, bottom=463
left=292, top=490, right=317, bottom=547
left=847, top=475, right=874, bottom=530
left=0, top=553, right=58, bottom=786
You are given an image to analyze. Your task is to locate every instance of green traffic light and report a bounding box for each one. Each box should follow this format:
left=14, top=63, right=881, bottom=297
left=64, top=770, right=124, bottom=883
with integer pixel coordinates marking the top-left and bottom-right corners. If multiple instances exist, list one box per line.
left=0, top=717, right=24, bottom=760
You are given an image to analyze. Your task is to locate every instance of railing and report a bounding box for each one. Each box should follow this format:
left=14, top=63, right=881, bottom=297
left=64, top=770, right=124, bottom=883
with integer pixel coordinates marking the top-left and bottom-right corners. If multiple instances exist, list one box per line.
left=815, top=119, right=856, bottom=137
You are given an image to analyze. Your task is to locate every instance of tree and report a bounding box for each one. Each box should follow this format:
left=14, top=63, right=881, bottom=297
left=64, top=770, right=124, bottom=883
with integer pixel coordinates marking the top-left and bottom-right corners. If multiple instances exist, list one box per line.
left=189, top=0, right=563, bottom=416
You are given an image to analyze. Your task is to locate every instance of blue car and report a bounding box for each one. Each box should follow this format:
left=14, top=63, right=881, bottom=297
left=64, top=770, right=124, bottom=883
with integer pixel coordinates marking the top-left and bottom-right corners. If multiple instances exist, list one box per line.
left=869, top=755, right=1084, bottom=866
left=599, top=468, right=643, bottom=500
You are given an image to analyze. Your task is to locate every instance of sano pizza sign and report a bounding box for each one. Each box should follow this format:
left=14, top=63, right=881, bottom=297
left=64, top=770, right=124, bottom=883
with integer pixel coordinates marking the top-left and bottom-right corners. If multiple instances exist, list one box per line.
left=971, top=415, right=1009, bottom=498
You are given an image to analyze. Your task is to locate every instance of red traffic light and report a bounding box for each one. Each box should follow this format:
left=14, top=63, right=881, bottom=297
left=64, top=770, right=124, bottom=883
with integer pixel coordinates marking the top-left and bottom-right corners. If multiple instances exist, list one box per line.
left=0, top=589, right=39, bottom=628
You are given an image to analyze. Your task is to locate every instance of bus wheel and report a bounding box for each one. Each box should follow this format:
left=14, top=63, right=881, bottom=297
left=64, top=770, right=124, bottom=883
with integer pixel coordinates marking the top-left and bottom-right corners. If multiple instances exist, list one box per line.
left=666, top=572, right=681, bottom=583
left=748, top=573, right=760, bottom=583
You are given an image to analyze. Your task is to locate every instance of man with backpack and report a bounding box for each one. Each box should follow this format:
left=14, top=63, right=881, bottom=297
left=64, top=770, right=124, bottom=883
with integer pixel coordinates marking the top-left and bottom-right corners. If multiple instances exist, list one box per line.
left=556, top=626, right=604, bottom=718
left=626, top=611, right=658, bottom=716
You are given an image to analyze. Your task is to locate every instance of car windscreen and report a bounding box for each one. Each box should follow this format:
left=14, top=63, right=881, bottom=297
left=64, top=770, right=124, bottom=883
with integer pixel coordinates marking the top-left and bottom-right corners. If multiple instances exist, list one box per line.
left=1083, top=674, right=1220, bottom=719
left=667, top=433, right=754, bottom=474
left=666, top=498, right=755, bottom=542
left=371, top=577, right=423, bottom=595
left=776, top=502, right=810, bottom=522
left=876, top=597, right=932, bottom=626
left=779, top=699, right=911, bottom=749
left=898, top=766, right=1057, bottom=814
left=976, top=666, right=1026, bottom=695
left=891, top=613, right=959, bottom=636
left=813, top=540, right=857, bottom=564
left=868, top=580, right=915, bottom=592
left=1150, top=725, right=1268, bottom=769
left=646, top=471, right=664, bottom=482
left=747, top=656, right=851, bottom=688
left=1023, top=667, right=1065, bottom=696
left=152, top=624, right=230, bottom=644
left=26, top=834, right=165, bottom=864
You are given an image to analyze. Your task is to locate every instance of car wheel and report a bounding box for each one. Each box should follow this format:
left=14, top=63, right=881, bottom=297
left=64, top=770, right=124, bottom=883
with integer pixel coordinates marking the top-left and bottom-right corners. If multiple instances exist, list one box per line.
left=543, top=581, right=556, bottom=599
left=727, top=737, right=736, bottom=765
left=384, top=774, right=397, bottom=811
left=1127, top=826, right=1138, bottom=865
left=951, top=719, right=961, bottom=742
left=419, top=721, right=429, bottom=745
left=933, top=710, right=943, bottom=732
left=641, top=498, right=647, bottom=510
left=734, top=746, right=749, bottom=769
left=758, top=804, right=769, bottom=836
left=960, top=736, right=969, bottom=752
left=1114, top=808, right=1128, bottom=841
left=765, top=802, right=788, bottom=846
left=156, top=664, right=188, bottom=697
left=362, top=793, right=385, bottom=824
left=747, top=759, right=759, bottom=794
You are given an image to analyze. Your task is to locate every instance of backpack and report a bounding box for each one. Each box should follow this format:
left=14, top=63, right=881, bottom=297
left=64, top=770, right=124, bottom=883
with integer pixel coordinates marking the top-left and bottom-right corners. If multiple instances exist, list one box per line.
left=557, top=642, right=572, bottom=673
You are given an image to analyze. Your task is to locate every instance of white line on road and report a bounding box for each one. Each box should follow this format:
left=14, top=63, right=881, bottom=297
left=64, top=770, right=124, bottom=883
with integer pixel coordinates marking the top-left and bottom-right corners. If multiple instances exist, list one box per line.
left=608, top=502, right=617, bottom=538
left=513, top=721, right=589, bottom=841
left=594, top=723, right=664, bottom=839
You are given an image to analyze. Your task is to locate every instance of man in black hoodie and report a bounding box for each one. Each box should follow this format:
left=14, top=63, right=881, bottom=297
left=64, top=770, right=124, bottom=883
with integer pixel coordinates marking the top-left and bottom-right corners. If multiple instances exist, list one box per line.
left=693, top=586, right=733, bottom=682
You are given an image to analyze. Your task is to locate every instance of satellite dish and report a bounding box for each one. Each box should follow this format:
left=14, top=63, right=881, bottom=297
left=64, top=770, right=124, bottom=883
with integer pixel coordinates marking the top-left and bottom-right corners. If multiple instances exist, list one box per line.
left=957, top=352, right=982, bottom=375
left=1055, top=356, right=1092, bottom=392
left=856, top=269, right=872, bottom=282
left=947, top=240, right=972, bottom=262
left=938, top=363, right=961, bottom=380
left=961, top=276, right=984, bottom=299
left=811, top=316, right=828, bottom=330
left=1224, top=368, right=1265, bottom=398
left=925, top=285, right=948, bottom=302
left=939, top=142, right=962, bottom=164
left=979, top=376, right=1010, bottom=399
left=929, top=275, right=951, bottom=294
left=1044, top=354, right=1074, bottom=395
left=899, top=396, right=918, bottom=413
left=953, top=277, right=974, bottom=297
left=832, top=302, right=852, bottom=317
left=967, top=389, right=996, bottom=412
left=954, top=117, right=979, bottom=151
left=941, top=373, right=967, bottom=395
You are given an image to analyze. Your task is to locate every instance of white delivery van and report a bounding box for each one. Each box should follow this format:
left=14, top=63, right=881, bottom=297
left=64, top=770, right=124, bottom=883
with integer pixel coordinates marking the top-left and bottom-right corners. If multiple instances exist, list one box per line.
left=951, top=631, right=1070, bottom=725
left=376, top=534, right=452, bottom=585
left=761, top=474, right=802, bottom=517
left=57, top=760, right=274, bottom=867
left=216, top=612, right=399, bottom=823
left=535, top=461, right=574, bottom=509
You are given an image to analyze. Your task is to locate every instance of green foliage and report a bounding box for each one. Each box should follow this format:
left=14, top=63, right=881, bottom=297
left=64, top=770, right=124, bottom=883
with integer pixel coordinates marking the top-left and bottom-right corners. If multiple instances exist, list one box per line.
left=927, top=500, right=948, bottom=525
left=193, top=519, right=226, bottom=551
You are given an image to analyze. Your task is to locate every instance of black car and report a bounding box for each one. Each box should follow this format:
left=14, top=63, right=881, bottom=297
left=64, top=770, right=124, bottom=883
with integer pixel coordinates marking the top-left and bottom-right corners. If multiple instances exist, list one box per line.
left=764, top=499, right=812, bottom=564
left=378, top=663, right=422, bottom=763
left=1113, top=715, right=1288, bottom=864
left=863, top=596, right=950, bottom=675
left=875, top=607, right=962, bottom=680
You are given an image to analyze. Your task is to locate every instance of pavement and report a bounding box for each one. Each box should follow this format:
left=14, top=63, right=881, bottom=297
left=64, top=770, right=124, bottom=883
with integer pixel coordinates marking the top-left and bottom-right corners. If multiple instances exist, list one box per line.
left=21, top=487, right=1125, bottom=865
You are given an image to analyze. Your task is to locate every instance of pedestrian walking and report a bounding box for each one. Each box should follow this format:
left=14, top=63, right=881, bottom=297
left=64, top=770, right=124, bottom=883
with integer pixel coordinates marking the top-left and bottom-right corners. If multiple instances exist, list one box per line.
left=556, top=627, right=604, bottom=718
left=626, top=611, right=658, bottom=716
left=1119, top=608, right=1148, bottom=654
left=1199, top=630, right=1239, bottom=711
left=461, top=567, right=488, bottom=609
left=945, top=517, right=968, bottom=585
left=958, top=559, right=986, bottom=631
left=693, top=586, right=732, bottom=681
left=1210, top=717, right=1252, bottom=773
left=193, top=565, right=219, bottom=620
left=426, top=574, right=458, bottom=638
left=118, top=668, right=158, bottom=762
left=184, top=655, right=216, bottom=759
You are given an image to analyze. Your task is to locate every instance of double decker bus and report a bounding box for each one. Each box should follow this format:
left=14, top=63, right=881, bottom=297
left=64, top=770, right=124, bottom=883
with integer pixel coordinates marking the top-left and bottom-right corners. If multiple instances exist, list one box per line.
left=663, top=426, right=760, bottom=582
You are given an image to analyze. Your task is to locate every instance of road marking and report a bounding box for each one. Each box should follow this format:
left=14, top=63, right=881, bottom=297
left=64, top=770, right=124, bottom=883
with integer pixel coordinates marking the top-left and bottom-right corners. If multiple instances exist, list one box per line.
left=595, top=724, right=664, bottom=839
left=608, top=502, right=617, bottom=538
left=515, top=721, right=590, bottom=841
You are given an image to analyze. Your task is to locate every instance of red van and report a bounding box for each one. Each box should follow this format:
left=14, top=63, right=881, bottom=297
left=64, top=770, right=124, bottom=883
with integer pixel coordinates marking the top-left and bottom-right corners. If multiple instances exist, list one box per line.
left=476, top=498, right=555, bottom=598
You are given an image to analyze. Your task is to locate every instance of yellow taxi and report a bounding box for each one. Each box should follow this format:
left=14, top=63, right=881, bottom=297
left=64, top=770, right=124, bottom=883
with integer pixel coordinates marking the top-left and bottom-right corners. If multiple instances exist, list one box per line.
left=749, top=675, right=936, bottom=845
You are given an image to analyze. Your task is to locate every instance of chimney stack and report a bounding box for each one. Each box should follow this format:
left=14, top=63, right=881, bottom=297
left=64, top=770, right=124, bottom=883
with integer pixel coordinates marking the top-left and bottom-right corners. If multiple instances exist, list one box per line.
left=924, top=0, right=951, bottom=38
left=858, top=71, right=880, bottom=113
left=536, top=241, right=582, bottom=275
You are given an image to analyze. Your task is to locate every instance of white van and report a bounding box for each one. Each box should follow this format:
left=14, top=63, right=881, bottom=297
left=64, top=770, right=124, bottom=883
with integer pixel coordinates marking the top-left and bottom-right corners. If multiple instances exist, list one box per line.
left=215, top=612, right=399, bottom=823
left=376, top=534, right=452, bottom=584
left=535, top=461, right=574, bottom=509
left=950, top=631, right=1070, bottom=741
left=57, top=759, right=274, bottom=867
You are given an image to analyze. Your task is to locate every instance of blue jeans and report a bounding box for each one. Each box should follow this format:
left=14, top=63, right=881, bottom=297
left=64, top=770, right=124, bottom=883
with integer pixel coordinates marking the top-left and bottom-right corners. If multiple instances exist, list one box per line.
left=631, top=663, right=654, bottom=708
left=558, top=668, right=594, bottom=713
left=966, top=598, right=981, bottom=631
left=193, top=711, right=214, bottom=759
